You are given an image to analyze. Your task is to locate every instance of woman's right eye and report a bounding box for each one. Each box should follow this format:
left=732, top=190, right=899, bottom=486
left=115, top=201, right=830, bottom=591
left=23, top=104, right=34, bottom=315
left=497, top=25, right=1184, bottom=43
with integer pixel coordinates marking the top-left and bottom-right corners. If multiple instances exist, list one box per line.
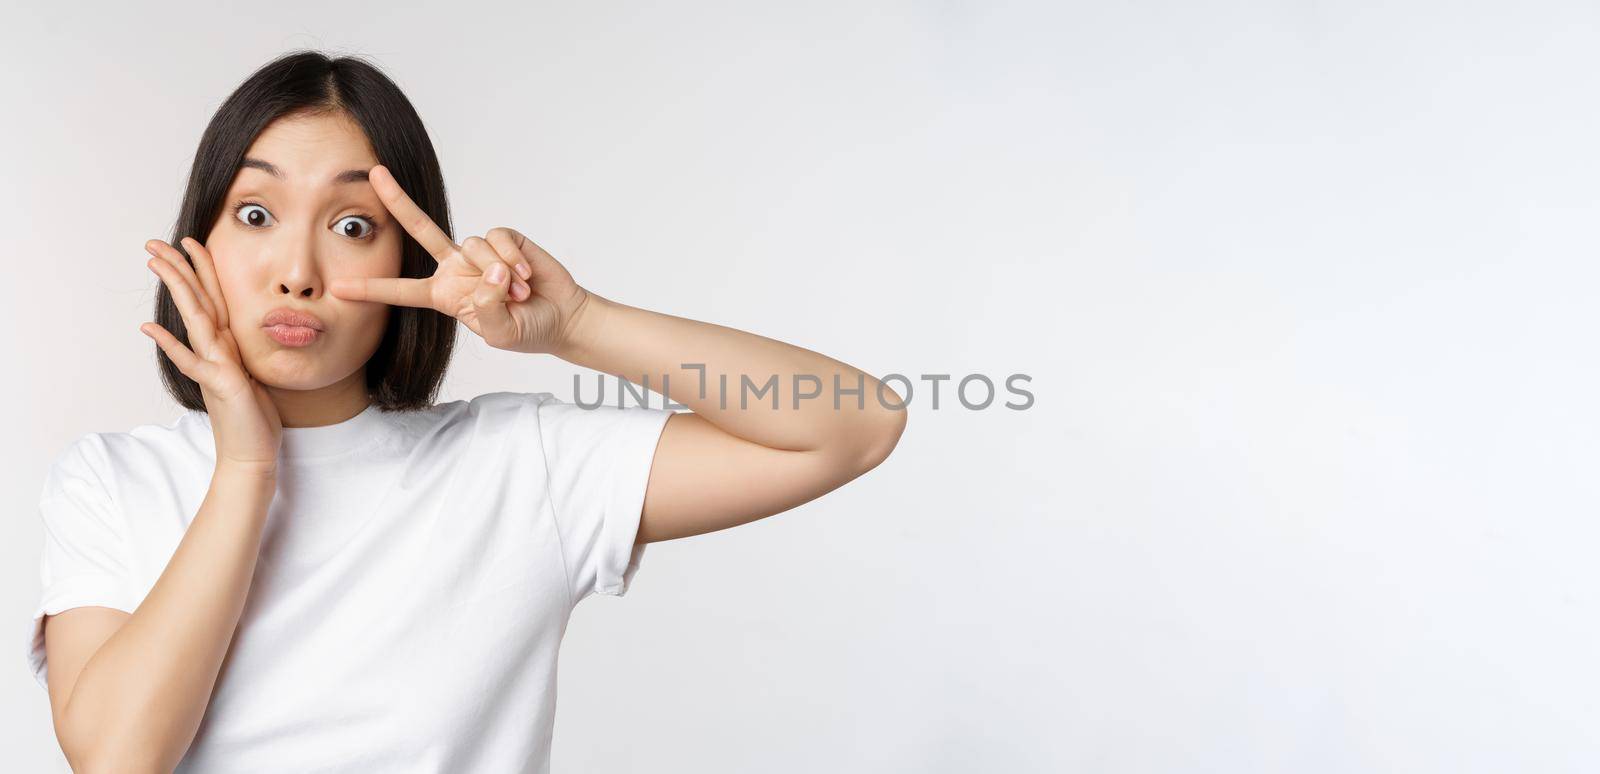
left=235, top=203, right=274, bottom=228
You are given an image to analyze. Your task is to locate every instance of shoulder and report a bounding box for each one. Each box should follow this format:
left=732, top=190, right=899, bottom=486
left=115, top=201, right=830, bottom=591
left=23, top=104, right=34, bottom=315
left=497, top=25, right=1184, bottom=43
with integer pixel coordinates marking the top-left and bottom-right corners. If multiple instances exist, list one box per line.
left=419, top=391, right=558, bottom=433
left=39, top=433, right=114, bottom=504
left=465, top=390, right=559, bottom=414
left=41, top=412, right=207, bottom=502
left=386, top=392, right=565, bottom=456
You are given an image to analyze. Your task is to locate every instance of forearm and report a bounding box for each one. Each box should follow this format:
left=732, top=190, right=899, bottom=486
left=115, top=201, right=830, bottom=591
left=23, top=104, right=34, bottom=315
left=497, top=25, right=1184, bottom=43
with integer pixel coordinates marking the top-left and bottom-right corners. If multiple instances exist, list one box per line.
left=556, top=293, right=906, bottom=461
left=59, top=464, right=276, bottom=773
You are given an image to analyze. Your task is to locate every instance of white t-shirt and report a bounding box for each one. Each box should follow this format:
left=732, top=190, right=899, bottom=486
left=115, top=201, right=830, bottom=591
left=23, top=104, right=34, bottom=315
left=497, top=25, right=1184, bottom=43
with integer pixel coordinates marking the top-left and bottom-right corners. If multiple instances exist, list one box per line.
left=26, top=391, right=676, bottom=773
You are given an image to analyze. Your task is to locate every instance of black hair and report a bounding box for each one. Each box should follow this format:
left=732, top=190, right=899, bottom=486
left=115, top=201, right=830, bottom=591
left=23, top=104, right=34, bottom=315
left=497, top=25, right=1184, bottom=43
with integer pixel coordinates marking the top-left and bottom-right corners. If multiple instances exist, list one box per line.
left=153, top=50, right=455, bottom=413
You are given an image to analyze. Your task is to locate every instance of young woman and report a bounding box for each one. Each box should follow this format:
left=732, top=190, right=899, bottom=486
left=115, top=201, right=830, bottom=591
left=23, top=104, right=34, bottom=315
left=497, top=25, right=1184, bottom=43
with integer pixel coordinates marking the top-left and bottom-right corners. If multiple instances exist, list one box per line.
left=29, top=51, right=906, bottom=772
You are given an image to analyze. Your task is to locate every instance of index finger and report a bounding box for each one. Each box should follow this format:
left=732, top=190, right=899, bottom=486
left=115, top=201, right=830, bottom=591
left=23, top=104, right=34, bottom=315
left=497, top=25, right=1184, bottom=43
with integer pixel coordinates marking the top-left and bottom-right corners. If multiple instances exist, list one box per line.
left=369, top=164, right=457, bottom=260
left=329, top=275, right=436, bottom=310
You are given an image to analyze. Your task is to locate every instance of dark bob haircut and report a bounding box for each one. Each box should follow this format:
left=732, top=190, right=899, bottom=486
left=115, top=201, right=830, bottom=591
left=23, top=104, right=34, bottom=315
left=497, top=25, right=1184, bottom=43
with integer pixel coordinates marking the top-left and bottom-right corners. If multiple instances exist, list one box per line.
left=153, top=50, right=455, bottom=413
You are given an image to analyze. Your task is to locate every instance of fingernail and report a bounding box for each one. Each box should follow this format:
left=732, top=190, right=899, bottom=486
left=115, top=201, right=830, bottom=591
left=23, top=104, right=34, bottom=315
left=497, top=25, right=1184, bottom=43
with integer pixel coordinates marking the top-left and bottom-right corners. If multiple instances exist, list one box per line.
left=515, top=263, right=531, bottom=280
left=514, top=280, right=530, bottom=299
left=487, top=264, right=507, bottom=283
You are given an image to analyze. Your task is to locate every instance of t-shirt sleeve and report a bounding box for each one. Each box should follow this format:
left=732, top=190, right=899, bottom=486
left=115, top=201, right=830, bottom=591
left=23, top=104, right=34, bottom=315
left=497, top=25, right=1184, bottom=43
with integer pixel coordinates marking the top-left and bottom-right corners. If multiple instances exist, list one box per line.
left=26, top=435, right=136, bottom=690
left=533, top=394, right=676, bottom=603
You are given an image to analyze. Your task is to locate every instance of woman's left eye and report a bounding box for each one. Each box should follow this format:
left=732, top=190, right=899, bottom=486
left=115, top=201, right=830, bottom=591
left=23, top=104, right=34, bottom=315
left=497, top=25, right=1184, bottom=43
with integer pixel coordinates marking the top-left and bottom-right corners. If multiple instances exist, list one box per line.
left=333, top=215, right=376, bottom=240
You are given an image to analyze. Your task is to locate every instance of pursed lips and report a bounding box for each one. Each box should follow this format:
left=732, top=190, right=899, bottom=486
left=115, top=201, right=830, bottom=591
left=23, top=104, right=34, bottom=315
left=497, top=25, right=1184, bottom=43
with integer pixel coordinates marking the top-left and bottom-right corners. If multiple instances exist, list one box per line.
left=261, top=308, right=326, bottom=346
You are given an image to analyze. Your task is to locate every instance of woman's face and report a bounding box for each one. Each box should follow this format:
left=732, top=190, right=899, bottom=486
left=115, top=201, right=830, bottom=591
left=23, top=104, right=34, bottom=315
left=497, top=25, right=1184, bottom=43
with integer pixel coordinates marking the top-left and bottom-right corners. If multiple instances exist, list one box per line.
left=204, top=110, right=401, bottom=392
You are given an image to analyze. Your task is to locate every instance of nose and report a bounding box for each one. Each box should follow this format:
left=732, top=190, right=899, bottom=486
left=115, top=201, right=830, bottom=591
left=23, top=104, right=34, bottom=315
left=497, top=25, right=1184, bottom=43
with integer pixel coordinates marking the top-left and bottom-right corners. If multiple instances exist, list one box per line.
left=274, top=229, right=322, bottom=299
left=278, top=278, right=319, bottom=298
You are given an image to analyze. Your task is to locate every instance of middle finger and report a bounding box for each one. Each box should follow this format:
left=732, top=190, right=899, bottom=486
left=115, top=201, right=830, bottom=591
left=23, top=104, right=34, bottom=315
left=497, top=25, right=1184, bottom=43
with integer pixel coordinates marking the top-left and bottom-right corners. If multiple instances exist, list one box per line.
left=181, top=237, right=230, bottom=330
left=147, top=239, right=216, bottom=322
left=148, top=257, right=217, bottom=355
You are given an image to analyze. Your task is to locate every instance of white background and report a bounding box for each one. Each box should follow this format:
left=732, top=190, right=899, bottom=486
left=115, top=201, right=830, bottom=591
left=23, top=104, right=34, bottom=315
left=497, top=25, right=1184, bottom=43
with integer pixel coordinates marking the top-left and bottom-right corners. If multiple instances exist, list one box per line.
left=4, top=1, right=1597, bottom=771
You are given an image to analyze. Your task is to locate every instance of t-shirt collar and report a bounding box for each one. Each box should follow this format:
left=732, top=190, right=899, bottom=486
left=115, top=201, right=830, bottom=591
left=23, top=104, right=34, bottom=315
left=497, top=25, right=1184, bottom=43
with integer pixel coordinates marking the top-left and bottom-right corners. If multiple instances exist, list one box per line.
left=279, top=402, right=389, bottom=460
left=197, top=401, right=390, bottom=461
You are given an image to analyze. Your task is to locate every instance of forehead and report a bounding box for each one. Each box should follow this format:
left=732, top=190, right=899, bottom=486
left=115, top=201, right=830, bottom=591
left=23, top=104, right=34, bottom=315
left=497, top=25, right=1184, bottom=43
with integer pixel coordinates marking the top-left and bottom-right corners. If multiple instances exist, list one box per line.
left=239, top=111, right=378, bottom=182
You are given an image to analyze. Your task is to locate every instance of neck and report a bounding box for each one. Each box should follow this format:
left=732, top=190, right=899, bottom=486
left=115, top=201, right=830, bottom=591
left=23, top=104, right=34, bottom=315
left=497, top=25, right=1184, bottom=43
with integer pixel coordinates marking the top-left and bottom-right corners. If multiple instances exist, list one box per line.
left=266, top=371, right=372, bottom=428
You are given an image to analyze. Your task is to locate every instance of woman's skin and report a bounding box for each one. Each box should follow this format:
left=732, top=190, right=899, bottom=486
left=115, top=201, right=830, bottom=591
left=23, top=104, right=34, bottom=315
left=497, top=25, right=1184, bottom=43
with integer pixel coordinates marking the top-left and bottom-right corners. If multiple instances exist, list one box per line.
left=42, top=109, right=906, bottom=770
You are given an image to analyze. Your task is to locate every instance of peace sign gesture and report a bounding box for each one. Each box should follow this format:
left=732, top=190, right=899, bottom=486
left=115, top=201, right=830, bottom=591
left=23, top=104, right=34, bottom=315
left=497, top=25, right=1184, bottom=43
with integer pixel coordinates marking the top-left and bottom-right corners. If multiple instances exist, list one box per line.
left=329, top=165, right=591, bottom=355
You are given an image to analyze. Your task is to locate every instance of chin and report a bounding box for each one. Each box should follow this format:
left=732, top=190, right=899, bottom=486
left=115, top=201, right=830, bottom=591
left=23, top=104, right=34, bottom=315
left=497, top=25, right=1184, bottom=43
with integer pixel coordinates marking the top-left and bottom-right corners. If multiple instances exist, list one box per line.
left=243, top=353, right=351, bottom=391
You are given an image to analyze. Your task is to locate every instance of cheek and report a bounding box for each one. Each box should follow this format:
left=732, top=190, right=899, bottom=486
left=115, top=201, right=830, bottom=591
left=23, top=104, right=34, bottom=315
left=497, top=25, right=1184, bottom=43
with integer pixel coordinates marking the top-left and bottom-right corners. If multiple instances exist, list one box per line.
left=328, top=238, right=403, bottom=283
left=203, top=231, right=247, bottom=278
left=201, top=241, right=258, bottom=326
left=214, top=260, right=245, bottom=287
left=210, top=258, right=254, bottom=302
left=374, top=233, right=404, bottom=277
left=356, top=305, right=391, bottom=338
left=339, top=302, right=391, bottom=361
left=365, top=225, right=403, bottom=266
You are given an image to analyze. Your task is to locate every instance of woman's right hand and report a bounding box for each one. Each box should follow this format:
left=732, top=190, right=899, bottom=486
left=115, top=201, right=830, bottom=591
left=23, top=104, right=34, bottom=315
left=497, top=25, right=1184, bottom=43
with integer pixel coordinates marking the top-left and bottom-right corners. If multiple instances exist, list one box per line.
left=141, top=237, right=284, bottom=474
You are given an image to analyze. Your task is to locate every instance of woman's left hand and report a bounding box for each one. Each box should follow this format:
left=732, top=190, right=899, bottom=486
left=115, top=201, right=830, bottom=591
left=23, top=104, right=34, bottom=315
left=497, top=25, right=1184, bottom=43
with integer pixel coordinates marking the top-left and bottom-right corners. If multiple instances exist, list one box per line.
left=329, top=164, right=591, bottom=356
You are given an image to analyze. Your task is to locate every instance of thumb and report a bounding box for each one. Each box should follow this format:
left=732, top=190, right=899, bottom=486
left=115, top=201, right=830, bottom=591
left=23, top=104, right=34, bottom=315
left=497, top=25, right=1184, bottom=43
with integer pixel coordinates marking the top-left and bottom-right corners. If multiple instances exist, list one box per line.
left=469, top=262, right=519, bottom=346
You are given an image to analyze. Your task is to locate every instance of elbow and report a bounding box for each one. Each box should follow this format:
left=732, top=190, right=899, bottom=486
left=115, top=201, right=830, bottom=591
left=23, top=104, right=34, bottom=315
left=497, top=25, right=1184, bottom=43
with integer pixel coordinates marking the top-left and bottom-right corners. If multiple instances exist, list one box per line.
left=55, top=702, right=99, bottom=773
left=58, top=710, right=169, bottom=774
left=69, top=741, right=168, bottom=774
left=811, top=389, right=909, bottom=477
left=851, top=403, right=908, bottom=473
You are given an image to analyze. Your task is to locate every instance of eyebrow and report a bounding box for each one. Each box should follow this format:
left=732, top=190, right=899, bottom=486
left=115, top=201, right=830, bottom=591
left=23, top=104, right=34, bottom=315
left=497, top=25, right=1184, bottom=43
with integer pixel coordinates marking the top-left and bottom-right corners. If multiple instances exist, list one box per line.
left=239, top=157, right=370, bottom=184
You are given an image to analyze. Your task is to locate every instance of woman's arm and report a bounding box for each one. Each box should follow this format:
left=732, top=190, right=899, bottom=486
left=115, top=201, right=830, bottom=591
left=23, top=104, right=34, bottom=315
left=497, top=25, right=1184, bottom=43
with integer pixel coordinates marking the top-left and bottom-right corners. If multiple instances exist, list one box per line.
left=45, top=463, right=277, bottom=773
left=327, top=167, right=908, bottom=543
left=555, top=293, right=908, bottom=543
